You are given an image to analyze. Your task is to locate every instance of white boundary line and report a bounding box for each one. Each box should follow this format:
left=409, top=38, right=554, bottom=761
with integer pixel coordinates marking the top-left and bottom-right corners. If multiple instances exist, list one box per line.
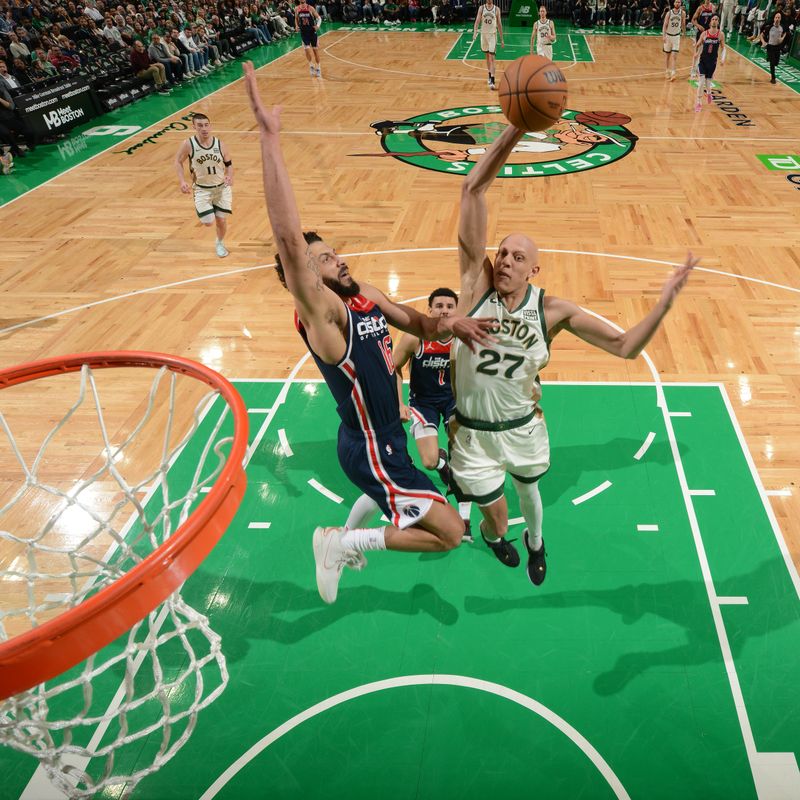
left=719, top=596, right=749, bottom=605
left=716, top=384, right=800, bottom=601
left=688, top=489, right=716, bottom=496
left=636, top=524, right=659, bottom=532
left=308, top=478, right=343, bottom=504
left=277, top=428, right=293, bottom=458
left=199, top=674, right=631, bottom=800
left=248, top=522, right=272, bottom=530
left=571, top=480, right=612, bottom=506
left=633, top=431, right=656, bottom=461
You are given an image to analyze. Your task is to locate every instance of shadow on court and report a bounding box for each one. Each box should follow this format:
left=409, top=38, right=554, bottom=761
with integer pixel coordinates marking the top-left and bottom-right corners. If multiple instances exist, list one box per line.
left=183, top=573, right=459, bottom=657
left=545, top=437, right=687, bottom=503
left=464, top=557, right=799, bottom=696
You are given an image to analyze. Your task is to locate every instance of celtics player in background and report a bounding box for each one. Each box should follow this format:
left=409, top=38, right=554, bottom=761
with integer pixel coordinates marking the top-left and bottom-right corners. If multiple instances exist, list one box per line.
left=453, top=123, right=698, bottom=586
left=473, top=0, right=504, bottom=90
left=174, top=113, right=233, bottom=258
left=662, top=0, right=685, bottom=81
left=531, top=5, right=556, bottom=61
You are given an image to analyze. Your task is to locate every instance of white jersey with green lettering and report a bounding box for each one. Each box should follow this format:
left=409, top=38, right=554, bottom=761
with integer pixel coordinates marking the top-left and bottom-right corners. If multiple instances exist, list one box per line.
left=189, top=136, right=225, bottom=188
left=453, top=284, right=549, bottom=426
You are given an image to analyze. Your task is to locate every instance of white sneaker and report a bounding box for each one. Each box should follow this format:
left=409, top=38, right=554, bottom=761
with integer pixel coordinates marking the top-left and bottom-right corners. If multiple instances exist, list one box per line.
left=315, top=66, right=322, bottom=76
left=312, top=526, right=363, bottom=604
left=215, top=240, right=229, bottom=258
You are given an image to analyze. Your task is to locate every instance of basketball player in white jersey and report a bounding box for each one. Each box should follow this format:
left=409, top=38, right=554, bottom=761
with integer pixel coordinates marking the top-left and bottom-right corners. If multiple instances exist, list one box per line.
left=174, top=113, right=234, bottom=258
left=472, top=0, right=504, bottom=90
left=662, top=0, right=685, bottom=80
left=531, top=5, right=556, bottom=60
left=453, top=123, right=697, bottom=586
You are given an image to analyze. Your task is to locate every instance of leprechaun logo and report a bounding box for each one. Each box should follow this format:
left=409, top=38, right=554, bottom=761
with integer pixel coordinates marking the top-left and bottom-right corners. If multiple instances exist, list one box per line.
left=357, top=105, right=637, bottom=177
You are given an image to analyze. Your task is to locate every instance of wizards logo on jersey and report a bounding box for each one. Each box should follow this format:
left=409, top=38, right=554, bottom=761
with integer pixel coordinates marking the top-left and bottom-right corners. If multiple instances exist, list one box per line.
left=410, top=339, right=452, bottom=399
left=360, top=105, right=637, bottom=178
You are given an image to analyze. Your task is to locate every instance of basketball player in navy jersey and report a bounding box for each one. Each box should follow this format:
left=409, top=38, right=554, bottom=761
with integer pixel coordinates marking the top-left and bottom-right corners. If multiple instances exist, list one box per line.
left=694, top=14, right=725, bottom=110
left=393, top=287, right=474, bottom=541
left=295, top=0, right=322, bottom=76
left=690, top=0, right=715, bottom=78
left=243, top=63, right=497, bottom=604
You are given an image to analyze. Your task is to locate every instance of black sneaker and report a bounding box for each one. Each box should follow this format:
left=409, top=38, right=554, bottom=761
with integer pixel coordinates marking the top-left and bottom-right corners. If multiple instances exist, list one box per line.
left=461, top=518, right=473, bottom=543
left=480, top=523, right=520, bottom=568
left=436, top=448, right=452, bottom=491
left=523, top=529, right=547, bottom=586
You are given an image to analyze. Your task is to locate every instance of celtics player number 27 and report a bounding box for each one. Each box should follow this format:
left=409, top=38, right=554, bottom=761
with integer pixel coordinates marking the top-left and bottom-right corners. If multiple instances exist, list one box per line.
left=475, top=348, right=524, bottom=378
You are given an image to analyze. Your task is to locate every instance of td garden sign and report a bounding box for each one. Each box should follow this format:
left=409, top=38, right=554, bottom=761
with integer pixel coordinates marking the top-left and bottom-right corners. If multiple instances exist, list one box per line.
left=361, top=105, right=638, bottom=178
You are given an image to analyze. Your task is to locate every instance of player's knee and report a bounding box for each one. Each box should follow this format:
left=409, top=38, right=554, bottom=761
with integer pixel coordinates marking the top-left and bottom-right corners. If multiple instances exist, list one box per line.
left=438, top=510, right=465, bottom=550
left=200, top=219, right=213, bottom=226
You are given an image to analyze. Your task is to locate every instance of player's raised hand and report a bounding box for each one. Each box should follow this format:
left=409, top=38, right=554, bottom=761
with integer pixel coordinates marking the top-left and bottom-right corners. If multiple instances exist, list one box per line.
left=243, top=61, right=281, bottom=134
left=447, top=315, right=498, bottom=352
left=660, top=251, right=698, bottom=309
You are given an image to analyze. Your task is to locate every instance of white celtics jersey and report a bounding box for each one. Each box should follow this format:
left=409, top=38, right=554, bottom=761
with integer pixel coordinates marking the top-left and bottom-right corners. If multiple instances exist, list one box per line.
left=189, top=136, right=225, bottom=188
left=453, top=285, right=549, bottom=425
left=536, top=19, right=553, bottom=45
left=480, top=4, right=499, bottom=33
left=665, top=9, right=682, bottom=34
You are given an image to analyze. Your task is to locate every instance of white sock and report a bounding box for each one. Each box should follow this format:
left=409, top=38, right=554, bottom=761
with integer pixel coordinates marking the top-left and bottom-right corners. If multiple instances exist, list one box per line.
left=458, top=501, right=472, bottom=522
left=341, top=527, right=387, bottom=551
left=345, top=493, right=380, bottom=529
left=513, top=477, right=543, bottom=551
left=436, top=455, right=446, bottom=470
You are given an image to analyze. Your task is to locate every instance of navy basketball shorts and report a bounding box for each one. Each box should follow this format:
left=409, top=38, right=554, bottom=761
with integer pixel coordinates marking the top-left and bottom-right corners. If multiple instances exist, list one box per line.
left=409, top=399, right=455, bottom=440
left=300, top=28, right=318, bottom=47
left=699, top=59, right=717, bottom=79
left=337, top=421, right=445, bottom=528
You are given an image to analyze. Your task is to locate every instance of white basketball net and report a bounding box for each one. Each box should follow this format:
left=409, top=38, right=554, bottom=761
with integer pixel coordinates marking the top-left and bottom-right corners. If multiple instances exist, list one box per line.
left=0, top=364, right=233, bottom=798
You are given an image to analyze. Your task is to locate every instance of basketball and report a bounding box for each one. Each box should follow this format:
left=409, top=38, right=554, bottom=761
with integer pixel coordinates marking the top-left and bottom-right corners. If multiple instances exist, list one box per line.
left=498, top=55, right=568, bottom=133
left=574, top=111, right=632, bottom=126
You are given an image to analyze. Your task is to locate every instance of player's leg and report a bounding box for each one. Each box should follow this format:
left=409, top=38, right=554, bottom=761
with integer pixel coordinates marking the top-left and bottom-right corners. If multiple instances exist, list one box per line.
left=511, top=476, right=547, bottom=585
left=194, top=186, right=215, bottom=230
left=311, top=45, right=321, bottom=75
left=212, top=186, right=232, bottom=257
left=302, top=41, right=314, bottom=73
left=487, top=51, right=496, bottom=89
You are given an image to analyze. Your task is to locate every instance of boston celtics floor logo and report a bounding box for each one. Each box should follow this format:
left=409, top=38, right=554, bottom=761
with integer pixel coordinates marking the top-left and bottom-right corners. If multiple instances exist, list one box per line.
left=358, top=105, right=637, bottom=177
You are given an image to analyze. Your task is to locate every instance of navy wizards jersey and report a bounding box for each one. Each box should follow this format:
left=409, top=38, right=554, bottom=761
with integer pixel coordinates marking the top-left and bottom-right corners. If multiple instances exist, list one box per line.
left=700, top=29, right=721, bottom=61
left=296, top=3, right=315, bottom=31
left=697, top=4, right=714, bottom=33
left=409, top=339, right=454, bottom=406
left=295, top=294, right=399, bottom=432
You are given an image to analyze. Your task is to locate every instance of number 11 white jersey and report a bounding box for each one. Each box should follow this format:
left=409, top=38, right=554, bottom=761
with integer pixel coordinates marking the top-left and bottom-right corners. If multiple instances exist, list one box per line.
left=453, top=284, right=550, bottom=425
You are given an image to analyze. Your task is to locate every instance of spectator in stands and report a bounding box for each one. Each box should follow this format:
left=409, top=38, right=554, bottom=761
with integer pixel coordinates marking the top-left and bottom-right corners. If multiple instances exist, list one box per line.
left=148, top=31, right=185, bottom=80
left=343, top=0, right=359, bottom=21
left=384, top=0, right=400, bottom=21
left=0, top=79, right=34, bottom=158
left=165, top=30, right=196, bottom=75
left=129, top=38, right=171, bottom=91
left=172, top=27, right=209, bottom=73
left=245, top=4, right=272, bottom=43
left=310, top=0, right=329, bottom=20
left=0, top=11, right=15, bottom=36
left=48, top=45, right=81, bottom=71
left=102, top=17, right=125, bottom=48
left=203, top=19, right=235, bottom=58
left=0, top=58, right=24, bottom=93
left=83, top=0, right=105, bottom=23
left=11, top=56, right=35, bottom=84
left=639, top=1, right=654, bottom=24
left=192, top=23, right=222, bottom=65
left=8, top=32, right=31, bottom=61
left=31, top=48, right=59, bottom=76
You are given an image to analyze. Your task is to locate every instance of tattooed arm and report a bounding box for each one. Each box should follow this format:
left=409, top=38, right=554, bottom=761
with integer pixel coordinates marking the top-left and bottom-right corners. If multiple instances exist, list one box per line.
left=244, top=62, right=346, bottom=362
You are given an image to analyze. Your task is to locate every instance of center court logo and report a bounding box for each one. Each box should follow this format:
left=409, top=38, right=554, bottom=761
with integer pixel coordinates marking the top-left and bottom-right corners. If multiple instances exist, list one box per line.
left=359, top=105, right=638, bottom=178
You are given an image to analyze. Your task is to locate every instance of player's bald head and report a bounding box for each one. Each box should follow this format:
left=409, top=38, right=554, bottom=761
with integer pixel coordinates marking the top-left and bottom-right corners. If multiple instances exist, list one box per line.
left=499, top=233, right=539, bottom=264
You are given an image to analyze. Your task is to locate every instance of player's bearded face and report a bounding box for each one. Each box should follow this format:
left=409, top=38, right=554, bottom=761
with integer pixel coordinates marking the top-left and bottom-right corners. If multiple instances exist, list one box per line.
left=322, top=259, right=361, bottom=298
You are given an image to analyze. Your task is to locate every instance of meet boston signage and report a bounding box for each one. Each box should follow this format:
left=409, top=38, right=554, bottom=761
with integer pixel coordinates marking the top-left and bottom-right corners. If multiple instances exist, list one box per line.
left=15, top=77, right=99, bottom=138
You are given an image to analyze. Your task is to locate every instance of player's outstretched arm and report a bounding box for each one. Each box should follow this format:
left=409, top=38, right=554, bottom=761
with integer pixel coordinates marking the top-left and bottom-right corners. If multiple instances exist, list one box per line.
left=550, top=20, right=556, bottom=42
left=361, top=285, right=496, bottom=352
left=174, top=140, right=190, bottom=193
left=458, top=124, right=525, bottom=303
left=546, top=252, right=698, bottom=360
left=243, top=62, right=343, bottom=350
left=472, top=7, right=481, bottom=37
left=496, top=9, right=504, bottom=45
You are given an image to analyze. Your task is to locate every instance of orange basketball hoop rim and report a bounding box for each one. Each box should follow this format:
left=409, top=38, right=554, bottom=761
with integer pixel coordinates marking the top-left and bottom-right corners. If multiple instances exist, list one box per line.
left=0, top=351, right=248, bottom=701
